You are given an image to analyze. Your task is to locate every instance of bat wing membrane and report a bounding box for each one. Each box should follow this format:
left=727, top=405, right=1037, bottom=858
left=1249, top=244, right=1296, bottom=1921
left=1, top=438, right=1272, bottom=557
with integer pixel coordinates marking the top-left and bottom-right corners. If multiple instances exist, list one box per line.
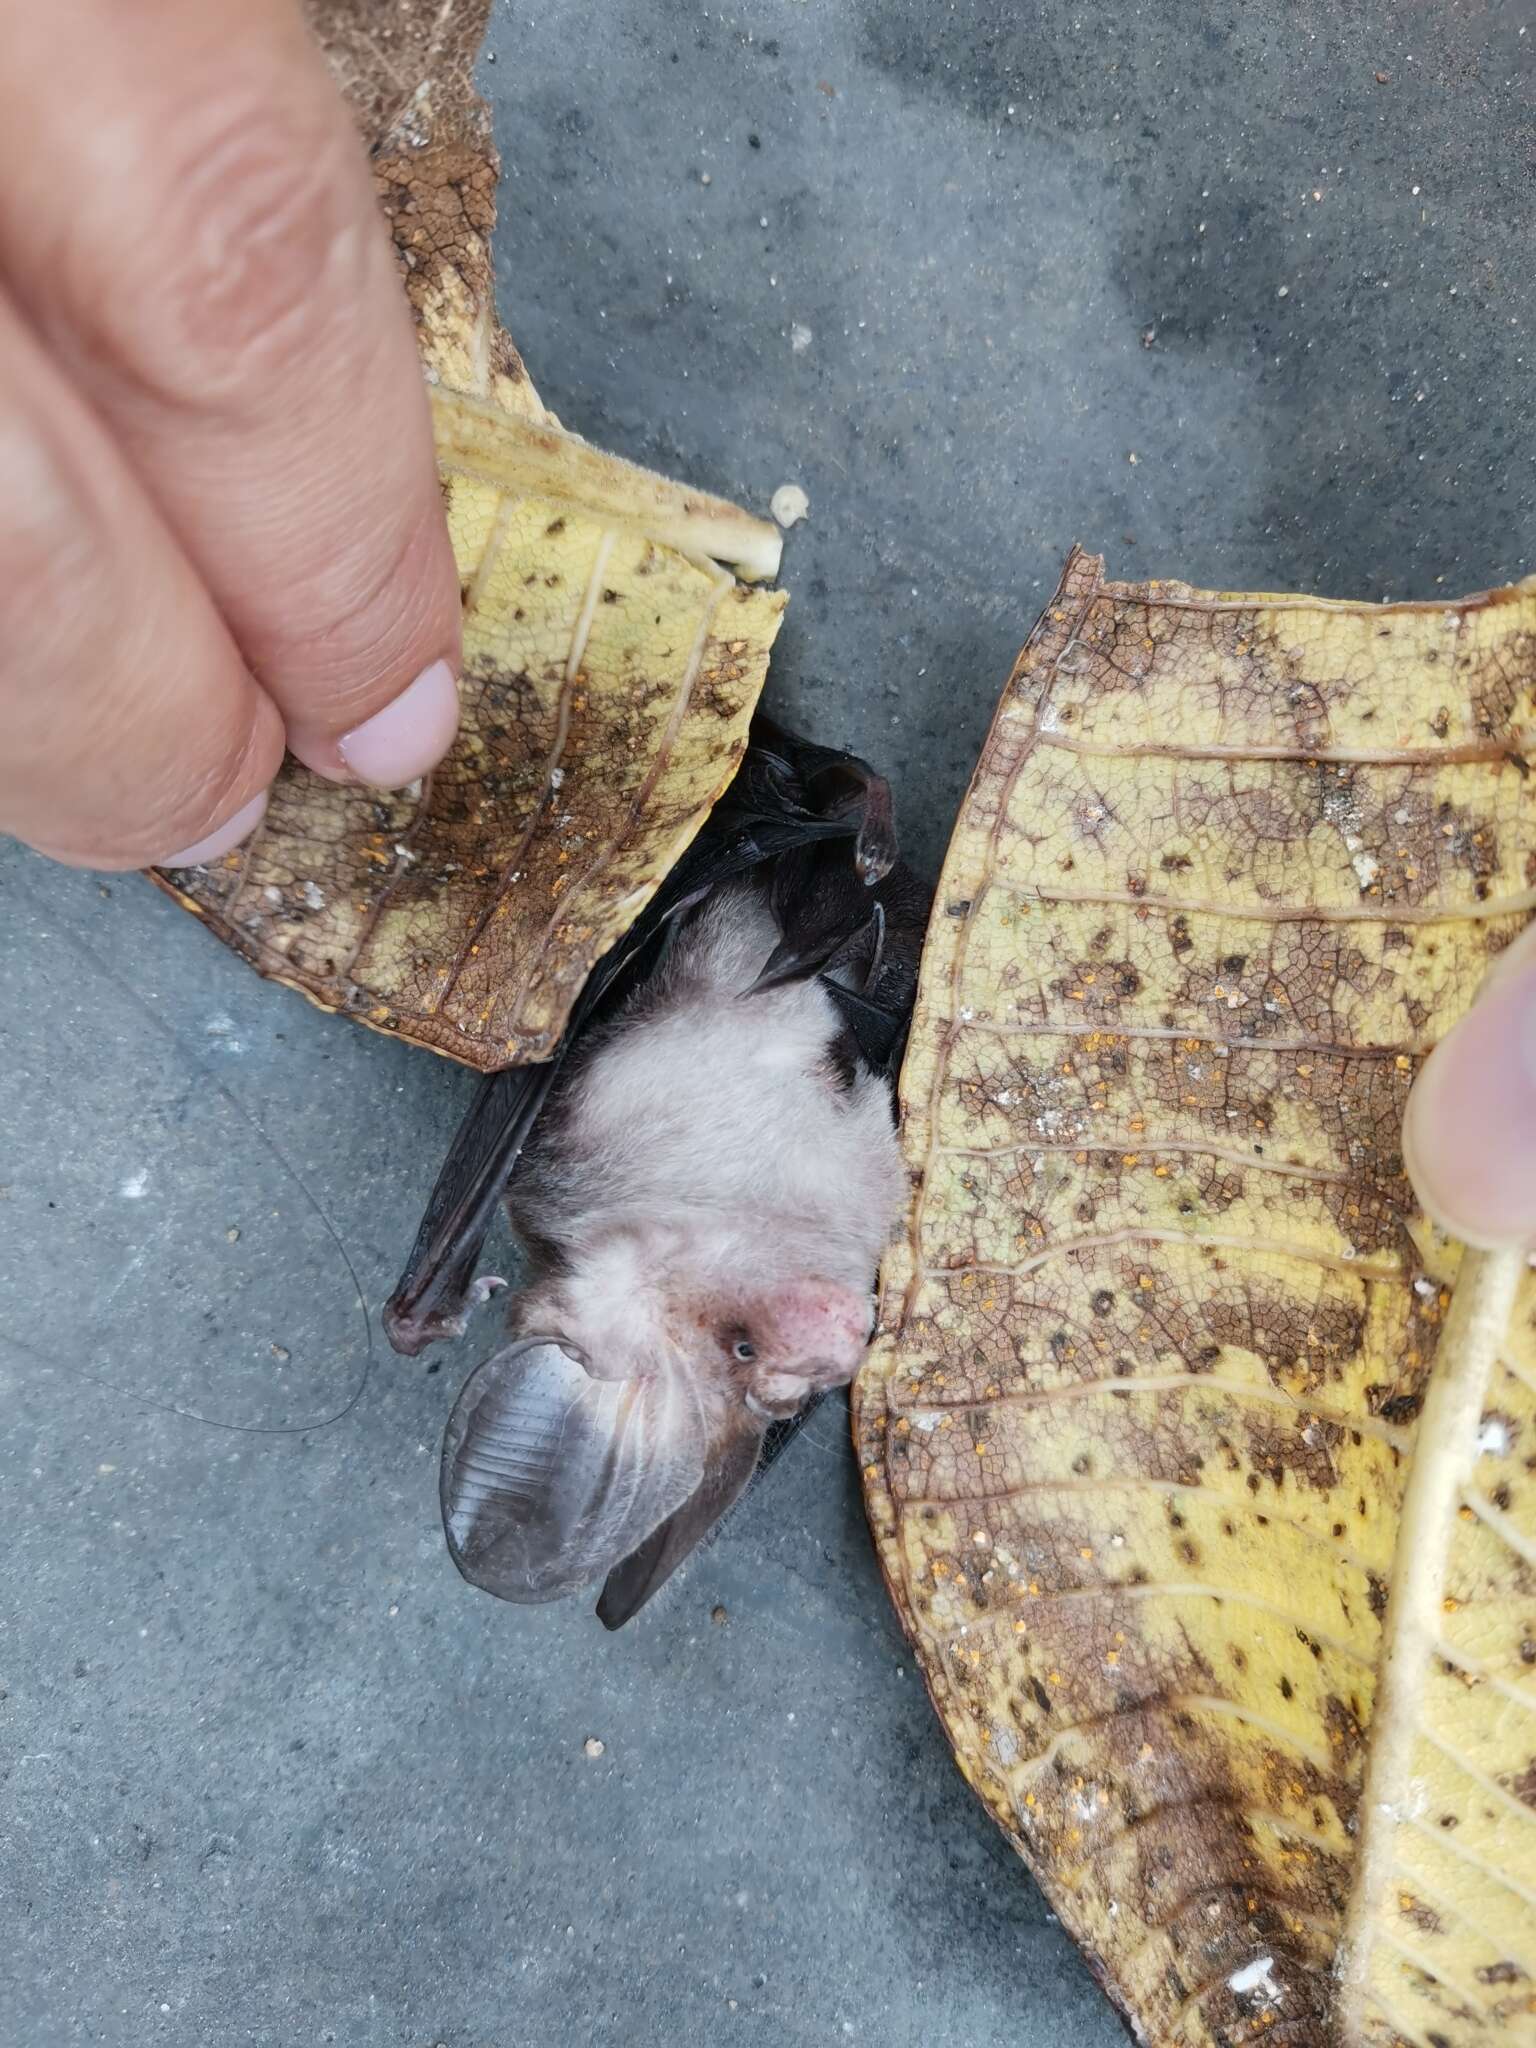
left=440, top=1340, right=710, bottom=1603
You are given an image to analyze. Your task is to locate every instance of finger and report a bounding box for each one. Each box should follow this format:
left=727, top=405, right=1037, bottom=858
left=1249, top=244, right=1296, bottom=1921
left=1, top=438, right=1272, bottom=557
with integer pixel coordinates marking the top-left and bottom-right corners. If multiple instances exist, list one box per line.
left=0, top=289, right=283, bottom=871
left=1402, top=920, right=1536, bottom=1250
left=0, top=0, right=461, bottom=788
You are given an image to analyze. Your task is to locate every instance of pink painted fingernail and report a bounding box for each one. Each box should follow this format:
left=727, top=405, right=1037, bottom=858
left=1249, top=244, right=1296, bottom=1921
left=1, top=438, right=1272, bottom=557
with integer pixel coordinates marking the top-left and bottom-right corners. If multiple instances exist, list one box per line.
left=335, top=659, right=460, bottom=787
left=162, top=791, right=269, bottom=868
left=1402, top=950, right=1536, bottom=1249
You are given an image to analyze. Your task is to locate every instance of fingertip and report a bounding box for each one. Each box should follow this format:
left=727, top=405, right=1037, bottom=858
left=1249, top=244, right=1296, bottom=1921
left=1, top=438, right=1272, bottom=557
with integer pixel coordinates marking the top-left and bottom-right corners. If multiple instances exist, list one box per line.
left=290, top=658, right=460, bottom=788
left=1402, top=960, right=1536, bottom=1251
left=159, top=787, right=269, bottom=868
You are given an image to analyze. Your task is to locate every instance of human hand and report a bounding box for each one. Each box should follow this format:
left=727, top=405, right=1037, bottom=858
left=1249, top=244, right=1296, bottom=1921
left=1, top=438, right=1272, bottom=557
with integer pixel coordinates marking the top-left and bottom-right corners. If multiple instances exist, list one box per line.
left=0, top=0, right=461, bottom=871
left=1403, top=921, right=1536, bottom=1250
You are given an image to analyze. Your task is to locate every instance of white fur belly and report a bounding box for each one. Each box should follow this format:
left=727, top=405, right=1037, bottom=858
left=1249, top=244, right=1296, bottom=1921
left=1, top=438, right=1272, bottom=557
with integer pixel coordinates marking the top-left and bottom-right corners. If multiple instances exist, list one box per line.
left=568, top=975, right=902, bottom=1272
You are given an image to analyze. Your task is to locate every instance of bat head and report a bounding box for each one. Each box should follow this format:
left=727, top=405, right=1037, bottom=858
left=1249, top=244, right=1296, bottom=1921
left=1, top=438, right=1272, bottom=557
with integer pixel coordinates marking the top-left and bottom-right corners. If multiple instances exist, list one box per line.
left=509, top=1214, right=872, bottom=1396
left=439, top=1220, right=876, bottom=1627
left=683, top=1273, right=874, bottom=1419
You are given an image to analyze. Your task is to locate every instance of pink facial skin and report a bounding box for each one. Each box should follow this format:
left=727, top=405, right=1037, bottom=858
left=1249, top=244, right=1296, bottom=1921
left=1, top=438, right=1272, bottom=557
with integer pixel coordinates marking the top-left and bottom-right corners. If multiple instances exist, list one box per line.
left=693, top=1276, right=874, bottom=1420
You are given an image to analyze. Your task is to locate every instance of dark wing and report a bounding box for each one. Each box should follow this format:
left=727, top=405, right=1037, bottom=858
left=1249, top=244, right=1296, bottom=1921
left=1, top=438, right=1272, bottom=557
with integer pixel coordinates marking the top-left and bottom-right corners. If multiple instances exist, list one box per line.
left=384, top=1062, right=561, bottom=1356
left=756, top=851, right=929, bottom=1084
left=595, top=1420, right=764, bottom=1629
left=384, top=713, right=925, bottom=1357
left=822, top=858, right=930, bottom=1084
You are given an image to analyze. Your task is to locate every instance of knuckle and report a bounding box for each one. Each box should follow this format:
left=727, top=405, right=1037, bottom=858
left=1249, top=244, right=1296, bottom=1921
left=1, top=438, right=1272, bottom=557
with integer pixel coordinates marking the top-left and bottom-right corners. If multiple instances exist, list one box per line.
left=78, top=91, right=369, bottom=409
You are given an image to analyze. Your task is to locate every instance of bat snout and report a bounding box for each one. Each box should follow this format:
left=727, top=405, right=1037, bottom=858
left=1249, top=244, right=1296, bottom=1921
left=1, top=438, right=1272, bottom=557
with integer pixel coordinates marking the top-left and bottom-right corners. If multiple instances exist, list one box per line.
left=742, top=1280, right=874, bottom=1420
left=772, top=1278, right=874, bottom=1381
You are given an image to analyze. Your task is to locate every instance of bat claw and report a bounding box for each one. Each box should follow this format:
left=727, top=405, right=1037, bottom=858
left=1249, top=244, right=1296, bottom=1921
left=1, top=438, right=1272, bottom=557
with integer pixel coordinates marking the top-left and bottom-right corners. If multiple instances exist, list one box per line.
left=854, top=834, right=896, bottom=887
left=383, top=1275, right=509, bottom=1356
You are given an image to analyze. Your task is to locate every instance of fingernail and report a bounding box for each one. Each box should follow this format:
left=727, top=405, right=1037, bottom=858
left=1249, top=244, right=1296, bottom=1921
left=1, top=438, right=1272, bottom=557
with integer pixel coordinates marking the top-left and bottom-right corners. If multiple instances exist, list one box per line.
left=336, top=659, right=460, bottom=788
left=162, top=791, right=269, bottom=868
left=1402, top=953, right=1536, bottom=1249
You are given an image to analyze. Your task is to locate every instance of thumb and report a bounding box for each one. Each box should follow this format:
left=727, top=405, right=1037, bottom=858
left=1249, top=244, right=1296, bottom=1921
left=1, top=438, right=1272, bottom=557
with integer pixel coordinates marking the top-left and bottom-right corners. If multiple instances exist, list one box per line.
left=0, top=0, right=462, bottom=793
left=1402, top=919, right=1536, bottom=1249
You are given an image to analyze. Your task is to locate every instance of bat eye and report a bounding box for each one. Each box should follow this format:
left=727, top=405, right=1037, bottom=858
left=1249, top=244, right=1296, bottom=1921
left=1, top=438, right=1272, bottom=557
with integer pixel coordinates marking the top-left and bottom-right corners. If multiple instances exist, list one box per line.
left=731, top=1337, right=757, bottom=1364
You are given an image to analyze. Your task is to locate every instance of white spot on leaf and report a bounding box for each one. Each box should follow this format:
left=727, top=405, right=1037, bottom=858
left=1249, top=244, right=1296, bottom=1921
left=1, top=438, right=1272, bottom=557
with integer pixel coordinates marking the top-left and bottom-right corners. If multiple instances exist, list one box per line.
left=1228, top=1956, right=1282, bottom=2005
left=1477, top=1414, right=1513, bottom=1458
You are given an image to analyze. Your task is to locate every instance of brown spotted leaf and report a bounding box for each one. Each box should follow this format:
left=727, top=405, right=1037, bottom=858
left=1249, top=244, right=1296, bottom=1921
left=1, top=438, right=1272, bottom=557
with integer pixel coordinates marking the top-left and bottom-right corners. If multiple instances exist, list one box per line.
left=855, top=548, right=1536, bottom=2047
left=153, top=0, right=784, bottom=1069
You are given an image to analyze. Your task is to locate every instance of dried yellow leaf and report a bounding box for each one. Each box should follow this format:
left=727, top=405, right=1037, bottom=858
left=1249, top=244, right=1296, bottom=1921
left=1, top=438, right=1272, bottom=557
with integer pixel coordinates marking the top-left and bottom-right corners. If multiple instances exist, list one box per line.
left=856, top=547, right=1536, bottom=2048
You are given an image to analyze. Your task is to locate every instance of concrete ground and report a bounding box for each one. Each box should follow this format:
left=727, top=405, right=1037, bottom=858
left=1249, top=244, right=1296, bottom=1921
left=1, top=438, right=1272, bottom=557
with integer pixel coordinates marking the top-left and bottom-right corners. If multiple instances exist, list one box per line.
left=2, top=3, right=1532, bottom=2043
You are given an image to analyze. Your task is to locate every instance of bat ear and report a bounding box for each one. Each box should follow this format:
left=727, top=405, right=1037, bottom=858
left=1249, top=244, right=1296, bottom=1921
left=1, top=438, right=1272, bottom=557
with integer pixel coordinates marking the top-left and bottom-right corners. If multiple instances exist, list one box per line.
left=440, top=1339, right=708, bottom=1604
left=596, top=1423, right=764, bottom=1630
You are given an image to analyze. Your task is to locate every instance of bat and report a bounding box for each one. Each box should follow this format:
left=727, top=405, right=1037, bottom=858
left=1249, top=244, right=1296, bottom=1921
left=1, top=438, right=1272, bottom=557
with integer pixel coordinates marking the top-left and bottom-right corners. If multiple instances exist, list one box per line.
left=384, top=717, right=929, bottom=1627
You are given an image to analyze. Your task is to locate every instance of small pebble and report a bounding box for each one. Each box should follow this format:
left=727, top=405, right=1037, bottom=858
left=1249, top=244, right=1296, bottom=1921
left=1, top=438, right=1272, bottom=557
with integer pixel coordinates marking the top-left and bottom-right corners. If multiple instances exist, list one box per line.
left=583, top=1737, right=606, bottom=1759
left=711, top=1604, right=728, bottom=1625
left=771, top=483, right=809, bottom=527
left=270, top=1344, right=290, bottom=1363
left=225, top=1227, right=240, bottom=1244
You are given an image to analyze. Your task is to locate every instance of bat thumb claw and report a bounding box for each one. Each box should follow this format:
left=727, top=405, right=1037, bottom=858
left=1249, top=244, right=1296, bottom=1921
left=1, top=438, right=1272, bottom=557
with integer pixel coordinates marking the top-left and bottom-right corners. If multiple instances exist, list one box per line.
left=744, top=940, right=816, bottom=996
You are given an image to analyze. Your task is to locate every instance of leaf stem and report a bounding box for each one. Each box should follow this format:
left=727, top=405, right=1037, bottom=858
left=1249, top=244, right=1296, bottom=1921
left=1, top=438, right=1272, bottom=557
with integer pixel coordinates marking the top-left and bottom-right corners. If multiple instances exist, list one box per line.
left=1336, top=1242, right=1527, bottom=2042
left=429, top=386, right=784, bottom=582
